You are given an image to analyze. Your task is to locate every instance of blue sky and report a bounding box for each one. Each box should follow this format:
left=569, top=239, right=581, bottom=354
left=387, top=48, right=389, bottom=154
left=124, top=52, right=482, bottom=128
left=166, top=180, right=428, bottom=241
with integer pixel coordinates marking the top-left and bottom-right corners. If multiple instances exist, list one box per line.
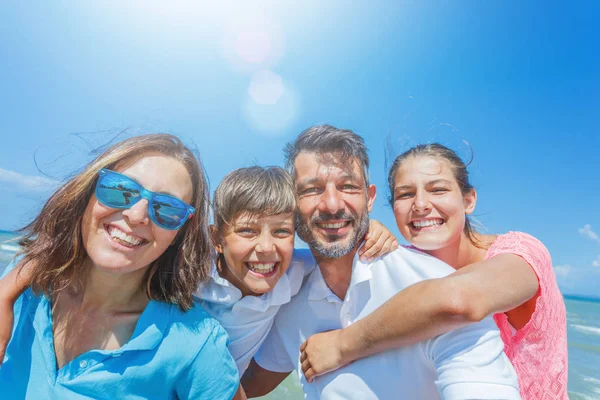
left=1, top=1, right=598, bottom=297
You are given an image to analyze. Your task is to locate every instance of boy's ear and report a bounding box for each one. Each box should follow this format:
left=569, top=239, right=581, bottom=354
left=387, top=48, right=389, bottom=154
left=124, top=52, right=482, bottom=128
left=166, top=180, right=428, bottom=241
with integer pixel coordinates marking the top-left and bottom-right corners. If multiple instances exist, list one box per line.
left=209, top=225, right=223, bottom=253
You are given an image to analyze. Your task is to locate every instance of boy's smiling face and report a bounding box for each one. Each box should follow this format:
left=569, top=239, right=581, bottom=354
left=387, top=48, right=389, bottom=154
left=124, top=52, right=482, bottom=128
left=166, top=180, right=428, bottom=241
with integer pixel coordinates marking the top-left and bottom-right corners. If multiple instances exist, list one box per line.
left=212, top=212, right=295, bottom=297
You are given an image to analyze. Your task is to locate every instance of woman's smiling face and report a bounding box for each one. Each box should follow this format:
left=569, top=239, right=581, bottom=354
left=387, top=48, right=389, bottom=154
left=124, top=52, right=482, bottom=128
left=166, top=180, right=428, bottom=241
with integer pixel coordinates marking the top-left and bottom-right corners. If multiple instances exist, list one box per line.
left=214, top=212, right=295, bottom=297
left=81, top=152, right=194, bottom=276
left=392, top=155, right=476, bottom=251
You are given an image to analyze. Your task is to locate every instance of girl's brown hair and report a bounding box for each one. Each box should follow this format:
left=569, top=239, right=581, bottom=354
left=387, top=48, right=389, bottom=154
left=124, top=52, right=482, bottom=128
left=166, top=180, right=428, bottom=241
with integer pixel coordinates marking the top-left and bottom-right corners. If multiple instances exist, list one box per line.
left=387, top=143, right=482, bottom=248
left=18, top=134, right=211, bottom=310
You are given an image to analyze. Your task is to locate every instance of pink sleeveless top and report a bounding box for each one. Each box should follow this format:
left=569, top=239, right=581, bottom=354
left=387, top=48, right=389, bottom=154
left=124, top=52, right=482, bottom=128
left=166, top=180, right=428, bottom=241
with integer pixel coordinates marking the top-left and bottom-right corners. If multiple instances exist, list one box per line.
left=485, top=232, right=568, bottom=399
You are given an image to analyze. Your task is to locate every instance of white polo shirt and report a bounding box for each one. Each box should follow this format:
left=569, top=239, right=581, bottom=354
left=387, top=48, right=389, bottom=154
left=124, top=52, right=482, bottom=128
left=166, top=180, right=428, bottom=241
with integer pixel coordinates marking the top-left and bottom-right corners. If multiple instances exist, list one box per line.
left=254, top=247, right=521, bottom=399
left=196, top=248, right=316, bottom=374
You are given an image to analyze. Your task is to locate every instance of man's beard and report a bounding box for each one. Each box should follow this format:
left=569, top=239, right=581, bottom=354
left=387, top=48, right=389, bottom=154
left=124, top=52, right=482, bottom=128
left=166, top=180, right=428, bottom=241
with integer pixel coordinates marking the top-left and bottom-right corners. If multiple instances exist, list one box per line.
left=295, top=209, right=370, bottom=259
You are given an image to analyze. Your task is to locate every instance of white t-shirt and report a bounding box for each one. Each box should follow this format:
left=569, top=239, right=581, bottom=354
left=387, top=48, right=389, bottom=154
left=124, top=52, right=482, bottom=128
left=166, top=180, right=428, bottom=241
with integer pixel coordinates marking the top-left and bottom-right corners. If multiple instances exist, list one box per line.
left=196, top=248, right=316, bottom=374
left=254, top=247, right=521, bottom=400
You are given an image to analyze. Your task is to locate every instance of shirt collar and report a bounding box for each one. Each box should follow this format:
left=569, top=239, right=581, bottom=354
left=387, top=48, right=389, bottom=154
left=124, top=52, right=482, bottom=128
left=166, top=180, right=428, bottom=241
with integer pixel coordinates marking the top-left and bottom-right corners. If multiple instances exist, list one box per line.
left=32, top=295, right=169, bottom=357
left=122, top=300, right=170, bottom=352
left=196, top=264, right=292, bottom=311
left=307, top=248, right=374, bottom=302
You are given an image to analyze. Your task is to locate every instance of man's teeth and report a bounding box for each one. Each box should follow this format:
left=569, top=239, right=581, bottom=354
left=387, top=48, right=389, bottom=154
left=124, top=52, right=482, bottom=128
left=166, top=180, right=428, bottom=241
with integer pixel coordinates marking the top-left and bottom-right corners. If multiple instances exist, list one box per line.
left=107, top=226, right=145, bottom=247
left=246, top=263, right=277, bottom=274
left=412, top=219, right=444, bottom=228
left=319, top=222, right=348, bottom=229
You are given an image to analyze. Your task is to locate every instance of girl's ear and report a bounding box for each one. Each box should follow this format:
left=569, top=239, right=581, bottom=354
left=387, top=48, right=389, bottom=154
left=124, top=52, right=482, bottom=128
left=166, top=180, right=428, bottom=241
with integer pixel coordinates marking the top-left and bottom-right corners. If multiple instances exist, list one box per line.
left=209, top=225, right=223, bottom=253
left=464, top=188, right=477, bottom=215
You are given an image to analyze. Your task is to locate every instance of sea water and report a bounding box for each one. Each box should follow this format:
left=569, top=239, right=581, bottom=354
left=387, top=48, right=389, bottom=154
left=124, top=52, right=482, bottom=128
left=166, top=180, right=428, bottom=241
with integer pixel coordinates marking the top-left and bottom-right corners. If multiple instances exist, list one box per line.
left=1, top=230, right=598, bottom=399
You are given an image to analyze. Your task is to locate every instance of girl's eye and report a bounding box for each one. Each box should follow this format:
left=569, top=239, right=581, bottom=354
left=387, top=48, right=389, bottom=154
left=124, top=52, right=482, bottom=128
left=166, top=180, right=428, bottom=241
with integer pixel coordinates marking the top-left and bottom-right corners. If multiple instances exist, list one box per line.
left=237, top=228, right=256, bottom=235
left=395, top=192, right=413, bottom=200
left=431, top=187, right=449, bottom=193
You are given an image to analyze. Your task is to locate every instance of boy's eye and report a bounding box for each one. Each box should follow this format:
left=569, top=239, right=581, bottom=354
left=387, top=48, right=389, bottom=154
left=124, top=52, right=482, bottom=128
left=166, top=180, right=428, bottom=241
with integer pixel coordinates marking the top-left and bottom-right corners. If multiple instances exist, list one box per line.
left=274, top=228, right=293, bottom=237
left=236, top=228, right=256, bottom=235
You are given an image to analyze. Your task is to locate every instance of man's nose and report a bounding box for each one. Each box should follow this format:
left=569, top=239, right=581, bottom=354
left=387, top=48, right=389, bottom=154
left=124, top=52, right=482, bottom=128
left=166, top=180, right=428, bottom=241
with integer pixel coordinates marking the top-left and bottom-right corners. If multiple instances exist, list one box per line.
left=318, top=185, right=344, bottom=214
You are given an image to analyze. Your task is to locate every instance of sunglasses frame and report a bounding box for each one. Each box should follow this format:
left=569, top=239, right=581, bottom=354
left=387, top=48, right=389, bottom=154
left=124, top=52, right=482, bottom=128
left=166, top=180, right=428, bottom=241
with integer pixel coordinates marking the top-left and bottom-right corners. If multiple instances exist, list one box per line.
left=95, top=168, right=195, bottom=230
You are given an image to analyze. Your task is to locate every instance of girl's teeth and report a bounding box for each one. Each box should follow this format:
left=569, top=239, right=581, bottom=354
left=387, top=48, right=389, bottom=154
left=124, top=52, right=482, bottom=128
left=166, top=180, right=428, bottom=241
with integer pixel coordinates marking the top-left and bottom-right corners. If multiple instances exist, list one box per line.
left=412, top=219, right=444, bottom=228
left=107, top=226, right=145, bottom=246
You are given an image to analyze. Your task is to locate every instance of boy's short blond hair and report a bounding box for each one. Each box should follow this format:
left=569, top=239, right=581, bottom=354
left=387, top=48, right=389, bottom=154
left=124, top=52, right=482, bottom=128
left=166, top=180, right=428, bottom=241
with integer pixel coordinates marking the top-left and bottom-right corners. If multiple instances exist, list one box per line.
left=212, top=166, right=296, bottom=230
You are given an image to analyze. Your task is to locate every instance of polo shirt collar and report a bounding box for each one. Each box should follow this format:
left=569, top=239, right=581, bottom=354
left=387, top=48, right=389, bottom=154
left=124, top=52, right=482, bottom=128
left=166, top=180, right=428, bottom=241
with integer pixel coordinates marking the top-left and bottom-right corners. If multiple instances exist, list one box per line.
left=307, top=247, right=374, bottom=302
left=197, top=265, right=292, bottom=311
left=122, top=300, right=171, bottom=352
left=32, top=295, right=170, bottom=354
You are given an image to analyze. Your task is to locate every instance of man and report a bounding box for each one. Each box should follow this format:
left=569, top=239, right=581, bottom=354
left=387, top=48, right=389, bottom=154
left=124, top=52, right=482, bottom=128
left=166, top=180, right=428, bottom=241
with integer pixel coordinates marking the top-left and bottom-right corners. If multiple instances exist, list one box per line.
left=241, top=124, right=520, bottom=399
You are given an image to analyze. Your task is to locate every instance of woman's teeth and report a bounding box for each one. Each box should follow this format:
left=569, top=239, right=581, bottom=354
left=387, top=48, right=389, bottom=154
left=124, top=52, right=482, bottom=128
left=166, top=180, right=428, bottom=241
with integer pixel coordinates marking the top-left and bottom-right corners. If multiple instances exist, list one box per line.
left=412, top=219, right=444, bottom=228
left=107, top=226, right=146, bottom=247
left=246, top=262, right=277, bottom=274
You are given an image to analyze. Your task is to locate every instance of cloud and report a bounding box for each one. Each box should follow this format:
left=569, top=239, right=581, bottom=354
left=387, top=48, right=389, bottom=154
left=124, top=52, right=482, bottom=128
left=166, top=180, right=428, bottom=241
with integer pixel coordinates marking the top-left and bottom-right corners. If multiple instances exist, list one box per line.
left=0, top=167, right=59, bottom=193
left=593, top=256, right=600, bottom=267
left=553, top=264, right=572, bottom=277
left=579, top=224, right=600, bottom=245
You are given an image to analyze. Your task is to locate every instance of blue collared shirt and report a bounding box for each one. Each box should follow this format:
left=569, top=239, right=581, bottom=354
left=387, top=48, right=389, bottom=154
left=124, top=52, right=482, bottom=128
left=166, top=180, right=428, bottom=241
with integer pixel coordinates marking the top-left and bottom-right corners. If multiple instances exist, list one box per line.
left=0, top=260, right=239, bottom=400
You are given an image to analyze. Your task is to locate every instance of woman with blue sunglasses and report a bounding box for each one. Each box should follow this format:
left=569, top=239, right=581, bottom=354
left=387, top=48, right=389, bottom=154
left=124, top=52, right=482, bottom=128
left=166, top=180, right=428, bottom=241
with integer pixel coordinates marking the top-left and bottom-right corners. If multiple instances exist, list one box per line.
left=0, top=134, right=243, bottom=399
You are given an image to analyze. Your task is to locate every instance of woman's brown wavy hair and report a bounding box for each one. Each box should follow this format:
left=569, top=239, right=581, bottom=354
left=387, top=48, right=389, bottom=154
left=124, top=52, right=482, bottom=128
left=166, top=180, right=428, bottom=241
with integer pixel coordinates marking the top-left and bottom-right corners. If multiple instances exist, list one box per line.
left=17, top=134, right=211, bottom=311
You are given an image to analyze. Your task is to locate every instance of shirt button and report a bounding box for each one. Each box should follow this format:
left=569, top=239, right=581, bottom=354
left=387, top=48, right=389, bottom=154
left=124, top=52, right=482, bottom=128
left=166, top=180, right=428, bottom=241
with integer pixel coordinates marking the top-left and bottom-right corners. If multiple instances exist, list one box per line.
left=79, top=360, right=88, bottom=368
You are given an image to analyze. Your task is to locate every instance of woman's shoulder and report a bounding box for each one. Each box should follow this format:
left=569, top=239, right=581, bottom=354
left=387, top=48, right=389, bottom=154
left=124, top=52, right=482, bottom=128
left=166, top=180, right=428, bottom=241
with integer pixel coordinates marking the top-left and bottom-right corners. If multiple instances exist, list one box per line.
left=488, top=231, right=549, bottom=256
left=487, top=231, right=555, bottom=279
left=167, top=300, right=227, bottom=336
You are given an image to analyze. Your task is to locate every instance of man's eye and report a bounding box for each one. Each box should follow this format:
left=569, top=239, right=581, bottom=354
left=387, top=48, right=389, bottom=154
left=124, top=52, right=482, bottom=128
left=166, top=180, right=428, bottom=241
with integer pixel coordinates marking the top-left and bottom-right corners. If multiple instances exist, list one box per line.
left=341, top=184, right=359, bottom=191
left=300, top=188, right=318, bottom=195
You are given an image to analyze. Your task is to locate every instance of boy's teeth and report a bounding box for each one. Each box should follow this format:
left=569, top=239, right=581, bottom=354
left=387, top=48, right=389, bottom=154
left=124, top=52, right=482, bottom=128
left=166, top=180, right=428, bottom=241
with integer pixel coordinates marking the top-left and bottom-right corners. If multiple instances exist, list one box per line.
left=246, top=263, right=277, bottom=273
left=320, top=222, right=348, bottom=229
left=412, top=219, right=443, bottom=228
left=107, top=226, right=145, bottom=247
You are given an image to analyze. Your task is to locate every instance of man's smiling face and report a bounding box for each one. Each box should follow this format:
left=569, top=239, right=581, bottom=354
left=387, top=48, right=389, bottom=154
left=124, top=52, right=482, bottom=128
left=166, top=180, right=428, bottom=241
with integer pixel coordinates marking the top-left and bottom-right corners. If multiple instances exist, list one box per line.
left=293, top=151, right=376, bottom=259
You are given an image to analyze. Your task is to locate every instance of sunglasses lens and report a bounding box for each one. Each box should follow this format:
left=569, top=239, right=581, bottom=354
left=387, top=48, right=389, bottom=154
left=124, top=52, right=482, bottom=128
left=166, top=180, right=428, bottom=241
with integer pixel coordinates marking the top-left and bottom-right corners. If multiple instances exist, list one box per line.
left=97, top=173, right=142, bottom=207
left=149, top=194, right=190, bottom=229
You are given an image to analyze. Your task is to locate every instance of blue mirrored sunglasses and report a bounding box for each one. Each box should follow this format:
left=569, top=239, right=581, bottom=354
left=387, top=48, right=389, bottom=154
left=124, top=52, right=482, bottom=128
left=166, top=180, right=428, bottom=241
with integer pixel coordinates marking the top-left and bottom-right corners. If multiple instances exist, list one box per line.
left=95, top=169, right=195, bottom=230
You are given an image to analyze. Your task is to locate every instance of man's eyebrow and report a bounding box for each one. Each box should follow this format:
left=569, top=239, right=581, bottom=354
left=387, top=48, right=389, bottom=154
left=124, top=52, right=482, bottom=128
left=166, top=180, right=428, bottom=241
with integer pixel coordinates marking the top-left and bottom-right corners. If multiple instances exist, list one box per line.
left=394, top=185, right=413, bottom=192
left=296, top=178, right=321, bottom=187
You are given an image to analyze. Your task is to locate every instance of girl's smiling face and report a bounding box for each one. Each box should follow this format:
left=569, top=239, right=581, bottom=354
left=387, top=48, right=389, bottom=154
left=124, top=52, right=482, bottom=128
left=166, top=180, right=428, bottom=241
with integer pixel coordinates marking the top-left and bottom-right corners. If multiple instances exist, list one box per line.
left=212, top=212, right=295, bottom=297
left=392, top=155, right=476, bottom=251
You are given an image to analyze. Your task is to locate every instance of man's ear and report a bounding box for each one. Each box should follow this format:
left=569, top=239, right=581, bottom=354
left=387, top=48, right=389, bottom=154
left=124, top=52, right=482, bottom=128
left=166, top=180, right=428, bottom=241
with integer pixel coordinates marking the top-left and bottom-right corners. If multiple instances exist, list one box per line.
left=464, top=188, right=477, bottom=215
left=209, top=225, right=223, bottom=253
left=367, top=184, right=377, bottom=212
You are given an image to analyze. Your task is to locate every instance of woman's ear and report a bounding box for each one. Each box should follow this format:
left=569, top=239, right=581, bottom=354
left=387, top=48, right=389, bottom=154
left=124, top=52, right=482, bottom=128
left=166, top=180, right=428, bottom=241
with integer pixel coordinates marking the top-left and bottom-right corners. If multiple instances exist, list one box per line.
left=464, top=188, right=477, bottom=215
left=209, top=225, right=223, bottom=253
